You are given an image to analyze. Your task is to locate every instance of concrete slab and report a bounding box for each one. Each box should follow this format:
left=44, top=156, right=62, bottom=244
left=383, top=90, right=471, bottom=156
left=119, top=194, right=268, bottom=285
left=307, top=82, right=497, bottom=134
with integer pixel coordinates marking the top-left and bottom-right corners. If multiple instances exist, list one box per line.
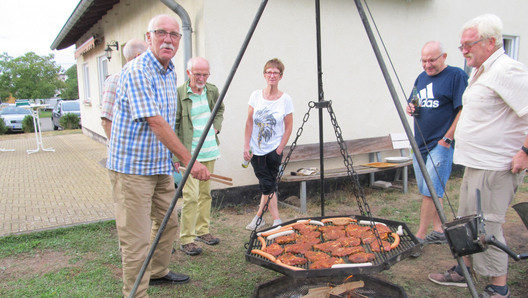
left=0, top=132, right=114, bottom=236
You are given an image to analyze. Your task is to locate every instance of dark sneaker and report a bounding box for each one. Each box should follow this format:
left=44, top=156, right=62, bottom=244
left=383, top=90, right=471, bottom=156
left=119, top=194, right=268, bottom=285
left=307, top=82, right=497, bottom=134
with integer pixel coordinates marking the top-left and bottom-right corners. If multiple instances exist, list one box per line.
left=180, top=242, right=203, bottom=256
left=195, top=233, right=220, bottom=245
left=149, top=271, right=190, bottom=285
left=424, top=231, right=447, bottom=244
left=428, top=266, right=467, bottom=288
left=479, top=285, right=511, bottom=298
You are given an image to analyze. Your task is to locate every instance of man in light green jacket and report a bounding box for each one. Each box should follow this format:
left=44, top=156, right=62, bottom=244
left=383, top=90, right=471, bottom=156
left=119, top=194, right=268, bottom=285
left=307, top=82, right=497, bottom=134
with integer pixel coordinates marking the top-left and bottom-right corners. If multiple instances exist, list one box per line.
left=174, top=57, right=225, bottom=256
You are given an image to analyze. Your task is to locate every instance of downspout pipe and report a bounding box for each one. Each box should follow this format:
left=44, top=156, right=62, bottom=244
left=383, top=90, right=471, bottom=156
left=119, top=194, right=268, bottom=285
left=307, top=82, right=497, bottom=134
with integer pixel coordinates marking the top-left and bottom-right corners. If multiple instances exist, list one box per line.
left=160, top=0, right=192, bottom=81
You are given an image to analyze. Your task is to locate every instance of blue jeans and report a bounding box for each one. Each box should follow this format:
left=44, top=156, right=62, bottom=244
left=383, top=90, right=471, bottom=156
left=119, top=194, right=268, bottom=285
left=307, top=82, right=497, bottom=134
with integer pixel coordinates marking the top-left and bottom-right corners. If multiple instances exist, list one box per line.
left=413, top=144, right=454, bottom=197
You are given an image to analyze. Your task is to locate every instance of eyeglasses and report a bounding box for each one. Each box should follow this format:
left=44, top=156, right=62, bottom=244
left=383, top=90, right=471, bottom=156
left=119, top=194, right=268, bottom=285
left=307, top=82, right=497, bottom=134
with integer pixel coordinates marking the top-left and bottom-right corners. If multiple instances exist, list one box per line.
left=458, top=39, right=484, bottom=52
left=150, top=29, right=182, bottom=40
left=264, top=71, right=281, bottom=76
left=420, top=53, right=444, bottom=64
left=190, top=72, right=210, bottom=78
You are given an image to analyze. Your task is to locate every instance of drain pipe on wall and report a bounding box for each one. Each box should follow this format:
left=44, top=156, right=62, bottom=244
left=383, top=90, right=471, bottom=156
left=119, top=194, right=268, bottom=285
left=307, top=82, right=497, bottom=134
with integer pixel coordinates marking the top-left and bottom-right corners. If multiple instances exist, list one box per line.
left=160, top=0, right=192, bottom=81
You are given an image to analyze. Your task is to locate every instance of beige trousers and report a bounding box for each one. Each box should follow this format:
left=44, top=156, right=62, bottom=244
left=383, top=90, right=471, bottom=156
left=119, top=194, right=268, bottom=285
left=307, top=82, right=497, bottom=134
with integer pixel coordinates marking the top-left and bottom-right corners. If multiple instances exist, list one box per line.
left=179, top=160, right=215, bottom=245
left=109, top=170, right=178, bottom=297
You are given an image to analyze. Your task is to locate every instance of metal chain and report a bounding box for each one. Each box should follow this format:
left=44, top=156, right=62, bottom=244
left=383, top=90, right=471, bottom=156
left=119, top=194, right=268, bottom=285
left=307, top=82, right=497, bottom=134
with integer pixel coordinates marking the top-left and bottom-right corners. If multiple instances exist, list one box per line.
left=277, top=101, right=315, bottom=183
left=326, top=101, right=388, bottom=258
left=247, top=100, right=388, bottom=258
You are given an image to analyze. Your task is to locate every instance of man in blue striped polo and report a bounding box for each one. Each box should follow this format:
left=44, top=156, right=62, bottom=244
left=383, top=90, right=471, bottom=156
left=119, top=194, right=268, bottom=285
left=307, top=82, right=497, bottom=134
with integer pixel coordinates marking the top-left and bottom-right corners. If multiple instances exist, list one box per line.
left=107, top=14, right=210, bottom=297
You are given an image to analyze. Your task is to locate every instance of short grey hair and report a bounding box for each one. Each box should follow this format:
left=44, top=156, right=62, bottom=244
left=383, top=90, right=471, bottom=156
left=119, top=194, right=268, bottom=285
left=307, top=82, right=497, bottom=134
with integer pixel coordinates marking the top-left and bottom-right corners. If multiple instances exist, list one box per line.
left=147, top=14, right=179, bottom=32
left=461, top=14, right=503, bottom=49
left=423, top=41, right=445, bottom=54
left=123, top=39, right=147, bottom=61
left=186, top=57, right=209, bottom=72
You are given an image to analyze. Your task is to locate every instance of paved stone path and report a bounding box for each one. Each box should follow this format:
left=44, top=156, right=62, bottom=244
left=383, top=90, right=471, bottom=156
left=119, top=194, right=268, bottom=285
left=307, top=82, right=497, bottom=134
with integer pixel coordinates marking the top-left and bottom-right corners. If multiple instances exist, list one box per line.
left=0, top=132, right=113, bottom=236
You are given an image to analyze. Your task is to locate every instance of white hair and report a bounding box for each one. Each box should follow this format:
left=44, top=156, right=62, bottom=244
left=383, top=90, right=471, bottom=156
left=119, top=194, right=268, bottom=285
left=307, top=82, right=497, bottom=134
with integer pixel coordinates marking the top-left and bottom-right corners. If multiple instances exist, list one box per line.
left=461, top=14, right=503, bottom=49
left=147, top=14, right=179, bottom=32
left=123, top=39, right=147, bottom=61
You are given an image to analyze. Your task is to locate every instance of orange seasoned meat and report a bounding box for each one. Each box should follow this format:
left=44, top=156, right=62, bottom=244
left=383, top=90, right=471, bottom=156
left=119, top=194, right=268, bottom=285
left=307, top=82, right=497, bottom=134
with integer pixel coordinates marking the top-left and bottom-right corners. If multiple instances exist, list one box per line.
left=331, top=246, right=365, bottom=257
left=275, top=233, right=297, bottom=244
left=293, top=223, right=319, bottom=234
left=360, top=231, right=377, bottom=245
left=330, top=246, right=366, bottom=257
left=330, top=218, right=352, bottom=226
left=323, top=229, right=346, bottom=241
left=337, top=236, right=361, bottom=247
left=263, top=243, right=284, bottom=257
left=309, top=257, right=345, bottom=269
left=374, top=223, right=392, bottom=235
left=278, top=253, right=307, bottom=266
left=305, top=251, right=331, bottom=263
left=345, top=224, right=370, bottom=236
left=284, top=242, right=313, bottom=255
left=319, top=225, right=345, bottom=233
left=348, top=252, right=376, bottom=263
left=299, top=230, right=321, bottom=239
left=313, top=240, right=342, bottom=253
left=296, top=234, right=321, bottom=245
left=369, top=240, right=391, bottom=253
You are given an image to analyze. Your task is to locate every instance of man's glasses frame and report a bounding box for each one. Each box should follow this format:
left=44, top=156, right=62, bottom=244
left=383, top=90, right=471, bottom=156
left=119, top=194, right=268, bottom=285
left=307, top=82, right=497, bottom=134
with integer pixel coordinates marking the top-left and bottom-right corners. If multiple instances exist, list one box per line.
left=420, top=53, right=444, bottom=64
left=150, top=29, right=182, bottom=40
left=458, top=38, right=484, bottom=52
left=189, top=71, right=210, bottom=78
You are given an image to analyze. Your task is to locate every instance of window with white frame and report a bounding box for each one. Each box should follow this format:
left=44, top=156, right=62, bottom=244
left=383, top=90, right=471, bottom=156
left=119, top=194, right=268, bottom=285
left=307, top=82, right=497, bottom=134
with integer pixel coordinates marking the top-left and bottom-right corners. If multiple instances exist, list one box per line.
left=98, top=55, right=109, bottom=107
left=503, top=35, right=519, bottom=59
left=83, top=63, right=91, bottom=103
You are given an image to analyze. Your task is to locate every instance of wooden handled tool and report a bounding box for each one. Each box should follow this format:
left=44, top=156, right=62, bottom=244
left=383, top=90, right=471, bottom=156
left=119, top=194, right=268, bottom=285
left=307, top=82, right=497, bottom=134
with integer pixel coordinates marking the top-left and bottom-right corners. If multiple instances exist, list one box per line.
left=179, top=167, right=233, bottom=186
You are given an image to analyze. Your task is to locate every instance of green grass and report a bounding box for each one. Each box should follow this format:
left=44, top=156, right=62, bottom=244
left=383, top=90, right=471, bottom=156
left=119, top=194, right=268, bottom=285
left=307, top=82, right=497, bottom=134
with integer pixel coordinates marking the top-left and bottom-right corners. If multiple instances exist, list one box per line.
left=1, top=175, right=527, bottom=297
left=39, top=111, right=52, bottom=118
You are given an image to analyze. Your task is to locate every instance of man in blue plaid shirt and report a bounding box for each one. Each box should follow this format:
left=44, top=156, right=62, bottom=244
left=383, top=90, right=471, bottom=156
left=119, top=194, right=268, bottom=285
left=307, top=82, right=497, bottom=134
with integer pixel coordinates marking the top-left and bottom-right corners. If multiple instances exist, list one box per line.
left=107, top=14, right=210, bottom=297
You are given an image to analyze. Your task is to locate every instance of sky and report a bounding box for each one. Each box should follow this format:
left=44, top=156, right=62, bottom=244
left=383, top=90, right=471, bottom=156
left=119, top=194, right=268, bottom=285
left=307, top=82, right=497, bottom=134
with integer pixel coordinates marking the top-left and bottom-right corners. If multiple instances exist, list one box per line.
left=0, top=0, right=80, bottom=71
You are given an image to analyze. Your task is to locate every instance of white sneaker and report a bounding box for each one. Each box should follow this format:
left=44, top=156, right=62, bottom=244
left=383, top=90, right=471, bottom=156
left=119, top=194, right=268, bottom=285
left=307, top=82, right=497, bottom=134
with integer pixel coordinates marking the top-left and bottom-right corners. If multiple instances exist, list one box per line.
left=246, top=216, right=266, bottom=231
left=273, top=219, right=282, bottom=226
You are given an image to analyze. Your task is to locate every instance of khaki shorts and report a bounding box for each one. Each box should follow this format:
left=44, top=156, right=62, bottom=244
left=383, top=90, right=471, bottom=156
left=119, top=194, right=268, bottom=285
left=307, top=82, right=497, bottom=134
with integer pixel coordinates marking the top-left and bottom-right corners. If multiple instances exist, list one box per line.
left=458, top=167, right=524, bottom=276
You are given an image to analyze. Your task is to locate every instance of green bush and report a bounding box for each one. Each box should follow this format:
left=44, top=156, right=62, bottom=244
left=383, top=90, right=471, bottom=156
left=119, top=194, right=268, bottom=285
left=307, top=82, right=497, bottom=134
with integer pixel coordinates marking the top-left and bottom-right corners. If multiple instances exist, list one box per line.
left=0, top=118, right=7, bottom=135
left=59, top=113, right=80, bottom=130
left=22, top=115, right=35, bottom=133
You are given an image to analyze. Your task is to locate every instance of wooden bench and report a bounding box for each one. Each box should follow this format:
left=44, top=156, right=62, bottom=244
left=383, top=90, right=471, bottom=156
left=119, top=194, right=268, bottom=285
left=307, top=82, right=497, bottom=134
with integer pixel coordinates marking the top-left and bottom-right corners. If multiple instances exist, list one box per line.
left=280, top=133, right=412, bottom=213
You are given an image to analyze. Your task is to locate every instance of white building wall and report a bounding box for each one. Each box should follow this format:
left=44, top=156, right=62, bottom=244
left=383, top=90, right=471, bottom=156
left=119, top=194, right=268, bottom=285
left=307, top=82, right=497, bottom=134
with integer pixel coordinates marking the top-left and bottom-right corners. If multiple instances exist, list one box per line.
left=74, top=0, right=528, bottom=188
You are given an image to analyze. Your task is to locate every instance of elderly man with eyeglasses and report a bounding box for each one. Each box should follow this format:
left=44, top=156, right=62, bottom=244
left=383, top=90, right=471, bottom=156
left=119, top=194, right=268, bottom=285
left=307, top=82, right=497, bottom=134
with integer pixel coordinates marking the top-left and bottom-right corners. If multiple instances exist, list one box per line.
left=406, top=41, right=468, bottom=253
left=173, top=57, right=225, bottom=256
left=107, top=14, right=210, bottom=297
left=428, top=14, right=528, bottom=298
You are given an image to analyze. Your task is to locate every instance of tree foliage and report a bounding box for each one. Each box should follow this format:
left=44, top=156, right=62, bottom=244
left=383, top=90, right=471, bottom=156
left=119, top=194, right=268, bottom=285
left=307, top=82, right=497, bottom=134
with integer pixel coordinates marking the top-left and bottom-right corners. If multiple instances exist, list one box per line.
left=60, top=65, right=79, bottom=99
left=0, top=52, right=66, bottom=102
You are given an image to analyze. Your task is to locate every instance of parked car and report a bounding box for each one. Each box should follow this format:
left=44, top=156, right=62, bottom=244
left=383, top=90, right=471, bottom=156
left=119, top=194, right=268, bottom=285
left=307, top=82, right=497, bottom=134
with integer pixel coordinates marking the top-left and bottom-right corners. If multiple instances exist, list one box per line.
left=0, top=106, right=32, bottom=132
left=52, top=100, right=81, bottom=130
left=45, top=98, right=59, bottom=111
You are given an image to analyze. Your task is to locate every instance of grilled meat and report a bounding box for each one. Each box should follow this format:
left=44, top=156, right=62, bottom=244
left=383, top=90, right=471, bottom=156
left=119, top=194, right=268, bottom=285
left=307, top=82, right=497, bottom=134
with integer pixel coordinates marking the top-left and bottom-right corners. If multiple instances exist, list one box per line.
left=337, top=236, right=361, bottom=247
left=305, top=250, right=331, bottom=263
left=348, top=252, right=376, bottom=263
left=275, top=233, right=297, bottom=244
left=313, top=240, right=342, bottom=253
left=263, top=243, right=284, bottom=257
left=369, top=240, right=391, bottom=252
left=322, top=229, right=346, bottom=241
left=284, top=242, right=313, bottom=254
left=331, top=246, right=366, bottom=257
left=309, top=257, right=345, bottom=269
left=278, top=253, right=307, bottom=266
